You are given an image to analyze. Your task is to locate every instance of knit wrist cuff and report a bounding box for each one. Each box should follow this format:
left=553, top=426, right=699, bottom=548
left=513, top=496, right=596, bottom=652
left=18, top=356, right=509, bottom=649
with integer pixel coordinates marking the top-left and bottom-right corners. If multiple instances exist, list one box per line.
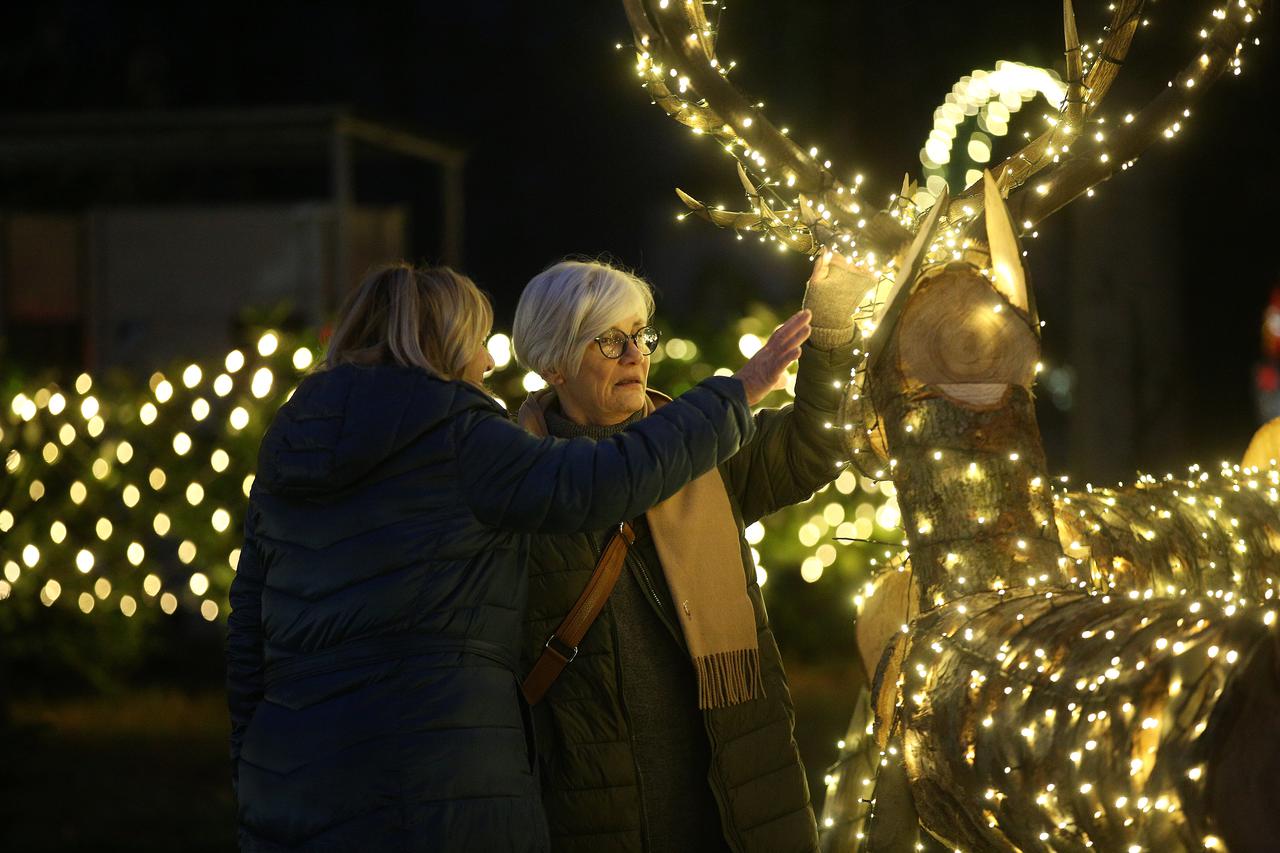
left=808, top=324, right=856, bottom=350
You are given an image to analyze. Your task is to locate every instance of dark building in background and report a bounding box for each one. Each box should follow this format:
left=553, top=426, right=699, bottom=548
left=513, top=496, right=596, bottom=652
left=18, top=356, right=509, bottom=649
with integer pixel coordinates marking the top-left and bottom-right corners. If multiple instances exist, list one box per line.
left=0, top=108, right=464, bottom=373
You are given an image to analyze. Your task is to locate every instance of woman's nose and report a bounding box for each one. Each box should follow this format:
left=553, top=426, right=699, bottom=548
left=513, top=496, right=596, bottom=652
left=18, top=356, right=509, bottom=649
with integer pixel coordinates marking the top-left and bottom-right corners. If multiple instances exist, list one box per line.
left=619, top=338, right=644, bottom=363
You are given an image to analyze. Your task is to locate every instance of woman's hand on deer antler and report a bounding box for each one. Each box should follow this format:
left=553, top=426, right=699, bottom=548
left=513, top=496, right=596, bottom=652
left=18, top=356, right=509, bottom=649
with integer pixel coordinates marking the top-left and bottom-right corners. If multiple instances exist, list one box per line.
left=734, top=309, right=811, bottom=406
left=802, top=252, right=871, bottom=349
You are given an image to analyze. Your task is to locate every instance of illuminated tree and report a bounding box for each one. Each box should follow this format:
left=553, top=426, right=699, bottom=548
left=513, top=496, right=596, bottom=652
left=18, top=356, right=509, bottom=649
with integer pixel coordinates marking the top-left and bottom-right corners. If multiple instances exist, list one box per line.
left=0, top=311, right=894, bottom=673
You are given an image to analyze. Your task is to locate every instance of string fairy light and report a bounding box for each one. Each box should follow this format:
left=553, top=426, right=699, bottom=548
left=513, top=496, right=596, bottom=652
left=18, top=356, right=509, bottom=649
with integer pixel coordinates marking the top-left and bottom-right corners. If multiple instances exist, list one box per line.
left=619, top=2, right=1270, bottom=848
left=0, top=331, right=319, bottom=623
left=3, top=315, right=863, bottom=629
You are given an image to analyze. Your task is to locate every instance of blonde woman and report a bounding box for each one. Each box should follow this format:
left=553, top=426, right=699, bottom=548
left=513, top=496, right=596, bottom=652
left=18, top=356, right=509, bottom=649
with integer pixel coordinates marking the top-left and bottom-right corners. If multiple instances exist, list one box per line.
left=513, top=257, right=860, bottom=853
left=225, top=262, right=810, bottom=852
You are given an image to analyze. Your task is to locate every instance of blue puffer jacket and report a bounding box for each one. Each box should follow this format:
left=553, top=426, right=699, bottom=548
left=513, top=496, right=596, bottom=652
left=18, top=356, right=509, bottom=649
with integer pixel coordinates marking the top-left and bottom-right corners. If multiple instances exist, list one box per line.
left=225, top=363, right=753, bottom=852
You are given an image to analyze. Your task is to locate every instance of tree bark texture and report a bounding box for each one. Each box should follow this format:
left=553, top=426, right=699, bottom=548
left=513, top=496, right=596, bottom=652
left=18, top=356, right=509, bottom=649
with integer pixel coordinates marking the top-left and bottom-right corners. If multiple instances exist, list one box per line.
left=866, top=269, right=1063, bottom=613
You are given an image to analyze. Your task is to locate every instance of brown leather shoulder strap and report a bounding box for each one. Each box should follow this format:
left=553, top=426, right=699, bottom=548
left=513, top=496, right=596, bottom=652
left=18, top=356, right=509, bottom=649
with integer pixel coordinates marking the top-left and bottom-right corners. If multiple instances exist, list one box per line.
left=522, top=521, right=636, bottom=705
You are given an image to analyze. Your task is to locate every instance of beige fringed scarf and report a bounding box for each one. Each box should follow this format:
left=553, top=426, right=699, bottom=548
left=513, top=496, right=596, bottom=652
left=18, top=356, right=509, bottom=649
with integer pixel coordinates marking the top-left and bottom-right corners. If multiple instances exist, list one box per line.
left=518, top=387, right=762, bottom=709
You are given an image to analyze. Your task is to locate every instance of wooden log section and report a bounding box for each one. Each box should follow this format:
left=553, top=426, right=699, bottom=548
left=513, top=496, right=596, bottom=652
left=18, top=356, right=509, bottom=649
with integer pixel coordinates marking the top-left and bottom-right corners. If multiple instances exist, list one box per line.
left=895, top=588, right=1278, bottom=852
left=848, top=464, right=1280, bottom=685
left=823, top=463, right=1280, bottom=851
left=867, top=264, right=1065, bottom=611
left=1054, top=465, right=1280, bottom=606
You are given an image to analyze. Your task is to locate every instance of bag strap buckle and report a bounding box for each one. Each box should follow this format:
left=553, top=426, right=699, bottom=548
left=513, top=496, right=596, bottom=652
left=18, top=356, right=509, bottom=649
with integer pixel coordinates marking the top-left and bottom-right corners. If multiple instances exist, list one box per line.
left=543, top=633, right=578, bottom=664
left=521, top=520, right=636, bottom=705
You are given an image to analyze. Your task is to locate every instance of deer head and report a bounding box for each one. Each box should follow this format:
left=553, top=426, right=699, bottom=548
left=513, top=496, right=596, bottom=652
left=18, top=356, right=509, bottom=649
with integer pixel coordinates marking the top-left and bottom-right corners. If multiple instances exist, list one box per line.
left=624, top=0, right=1265, bottom=611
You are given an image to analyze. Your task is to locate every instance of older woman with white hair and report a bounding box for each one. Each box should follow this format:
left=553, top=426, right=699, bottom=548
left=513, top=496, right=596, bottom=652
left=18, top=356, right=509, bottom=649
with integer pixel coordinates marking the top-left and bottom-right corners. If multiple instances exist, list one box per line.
left=226, top=262, right=810, bottom=852
left=514, top=257, right=861, bottom=853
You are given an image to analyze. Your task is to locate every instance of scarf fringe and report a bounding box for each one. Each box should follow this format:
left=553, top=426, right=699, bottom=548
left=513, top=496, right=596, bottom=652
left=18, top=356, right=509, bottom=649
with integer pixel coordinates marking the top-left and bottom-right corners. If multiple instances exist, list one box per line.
left=694, top=648, right=763, bottom=709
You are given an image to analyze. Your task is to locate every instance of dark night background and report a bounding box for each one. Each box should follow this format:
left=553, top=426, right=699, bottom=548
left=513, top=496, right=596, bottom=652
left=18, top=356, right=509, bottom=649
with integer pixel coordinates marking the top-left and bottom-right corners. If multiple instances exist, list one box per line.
left=3, top=1, right=1278, bottom=474
left=0, top=2, right=1277, bottom=849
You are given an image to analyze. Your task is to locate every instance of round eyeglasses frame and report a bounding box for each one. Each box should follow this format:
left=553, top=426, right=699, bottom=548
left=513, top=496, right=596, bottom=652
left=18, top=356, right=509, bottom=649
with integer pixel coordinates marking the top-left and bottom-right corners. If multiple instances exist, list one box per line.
left=593, top=326, right=661, bottom=359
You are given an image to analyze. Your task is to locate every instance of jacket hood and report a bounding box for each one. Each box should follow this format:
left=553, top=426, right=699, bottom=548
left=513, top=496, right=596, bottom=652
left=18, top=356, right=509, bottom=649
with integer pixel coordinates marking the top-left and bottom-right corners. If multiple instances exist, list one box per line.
left=255, top=363, right=501, bottom=497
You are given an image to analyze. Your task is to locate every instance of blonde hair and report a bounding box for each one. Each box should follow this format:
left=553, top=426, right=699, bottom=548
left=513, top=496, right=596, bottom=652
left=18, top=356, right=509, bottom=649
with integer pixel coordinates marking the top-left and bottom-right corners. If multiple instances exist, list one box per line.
left=512, top=259, right=655, bottom=379
left=325, top=263, right=493, bottom=380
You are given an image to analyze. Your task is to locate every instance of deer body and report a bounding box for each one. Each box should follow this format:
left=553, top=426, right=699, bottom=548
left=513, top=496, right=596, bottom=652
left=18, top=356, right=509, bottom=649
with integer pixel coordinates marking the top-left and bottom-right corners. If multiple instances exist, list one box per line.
left=621, top=1, right=1274, bottom=849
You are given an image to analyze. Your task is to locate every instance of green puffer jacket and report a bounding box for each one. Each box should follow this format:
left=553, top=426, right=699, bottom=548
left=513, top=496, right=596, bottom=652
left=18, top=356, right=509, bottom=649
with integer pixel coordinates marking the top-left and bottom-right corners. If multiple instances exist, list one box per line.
left=522, top=343, right=855, bottom=853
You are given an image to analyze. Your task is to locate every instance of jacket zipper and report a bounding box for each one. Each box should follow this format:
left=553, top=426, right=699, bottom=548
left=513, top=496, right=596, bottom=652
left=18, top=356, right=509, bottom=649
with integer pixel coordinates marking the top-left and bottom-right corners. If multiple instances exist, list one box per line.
left=628, top=547, right=670, bottom=624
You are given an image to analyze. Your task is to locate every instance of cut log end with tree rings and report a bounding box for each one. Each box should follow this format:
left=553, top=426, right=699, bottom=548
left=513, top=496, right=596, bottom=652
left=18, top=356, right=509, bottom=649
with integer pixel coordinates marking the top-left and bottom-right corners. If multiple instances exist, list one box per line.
left=897, top=268, right=1039, bottom=401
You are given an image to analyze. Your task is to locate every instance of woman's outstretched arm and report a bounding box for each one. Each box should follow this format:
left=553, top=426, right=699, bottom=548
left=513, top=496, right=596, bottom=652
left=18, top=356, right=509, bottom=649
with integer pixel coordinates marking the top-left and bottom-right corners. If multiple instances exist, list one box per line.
left=455, top=311, right=811, bottom=534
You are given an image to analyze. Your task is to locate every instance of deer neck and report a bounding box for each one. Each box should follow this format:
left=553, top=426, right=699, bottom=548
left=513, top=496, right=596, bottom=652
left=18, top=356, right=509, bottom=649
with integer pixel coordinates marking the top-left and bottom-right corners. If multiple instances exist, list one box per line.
left=868, top=267, right=1066, bottom=612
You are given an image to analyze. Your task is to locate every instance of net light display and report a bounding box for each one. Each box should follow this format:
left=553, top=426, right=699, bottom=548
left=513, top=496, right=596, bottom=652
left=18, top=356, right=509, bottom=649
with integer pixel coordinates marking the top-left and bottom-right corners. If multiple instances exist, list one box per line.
left=1, top=333, right=317, bottom=623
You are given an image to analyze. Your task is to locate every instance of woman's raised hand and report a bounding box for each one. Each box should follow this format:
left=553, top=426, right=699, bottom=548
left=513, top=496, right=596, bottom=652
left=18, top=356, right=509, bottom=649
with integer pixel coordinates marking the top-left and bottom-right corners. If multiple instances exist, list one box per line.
left=733, top=309, right=812, bottom=406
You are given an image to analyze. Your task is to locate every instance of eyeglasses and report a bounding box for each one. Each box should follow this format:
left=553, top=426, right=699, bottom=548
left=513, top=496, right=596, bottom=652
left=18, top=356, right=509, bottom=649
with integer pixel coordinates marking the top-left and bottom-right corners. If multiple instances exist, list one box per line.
left=593, top=326, right=661, bottom=359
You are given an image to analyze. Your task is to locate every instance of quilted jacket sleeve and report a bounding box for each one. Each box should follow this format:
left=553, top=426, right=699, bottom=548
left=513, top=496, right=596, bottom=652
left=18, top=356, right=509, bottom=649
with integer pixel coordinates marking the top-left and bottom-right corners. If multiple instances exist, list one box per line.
left=225, top=507, right=267, bottom=795
left=721, top=342, right=856, bottom=525
left=455, top=376, right=754, bottom=534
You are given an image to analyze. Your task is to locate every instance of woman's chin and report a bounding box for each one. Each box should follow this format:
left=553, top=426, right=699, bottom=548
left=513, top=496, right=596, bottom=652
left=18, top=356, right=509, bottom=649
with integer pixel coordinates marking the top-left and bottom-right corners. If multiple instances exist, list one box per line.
left=612, top=383, right=647, bottom=412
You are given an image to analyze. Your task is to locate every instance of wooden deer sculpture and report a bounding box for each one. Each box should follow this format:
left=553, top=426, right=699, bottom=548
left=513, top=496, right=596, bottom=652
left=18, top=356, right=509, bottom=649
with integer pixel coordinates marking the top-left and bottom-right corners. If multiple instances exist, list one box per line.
left=622, top=1, right=1277, bottom=850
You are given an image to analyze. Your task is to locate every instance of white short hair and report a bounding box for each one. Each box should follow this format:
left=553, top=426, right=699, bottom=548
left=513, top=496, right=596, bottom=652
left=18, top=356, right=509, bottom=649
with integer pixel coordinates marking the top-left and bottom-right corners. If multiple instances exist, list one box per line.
left=513, top=260, right=655, bottom=378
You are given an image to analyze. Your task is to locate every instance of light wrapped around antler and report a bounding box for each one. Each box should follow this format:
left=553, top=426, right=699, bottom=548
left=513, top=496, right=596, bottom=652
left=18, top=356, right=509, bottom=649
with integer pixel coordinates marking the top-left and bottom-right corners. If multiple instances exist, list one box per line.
left=672, top=163, right=827, bottom=253
left=622, top=0, right=911, bottom=261
left=625, top=0, right=1264, bottom=265
left=945, top=0, right=1145, bottom=223
left=1003, top=0, right=1265, bottom=230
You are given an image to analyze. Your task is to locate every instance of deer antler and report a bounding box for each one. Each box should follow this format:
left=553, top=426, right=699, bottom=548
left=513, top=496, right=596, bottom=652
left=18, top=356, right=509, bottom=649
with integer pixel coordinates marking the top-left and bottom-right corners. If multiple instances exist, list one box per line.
left=628, top=0, right=1263, bottom=259
left=1061, top=0, right=1087, bottom=130
left=946, top=0, right=1146, bottom=222
left=623, top=0, right=911, bottom=261
left=1006, top=0, right=1265, bottom=228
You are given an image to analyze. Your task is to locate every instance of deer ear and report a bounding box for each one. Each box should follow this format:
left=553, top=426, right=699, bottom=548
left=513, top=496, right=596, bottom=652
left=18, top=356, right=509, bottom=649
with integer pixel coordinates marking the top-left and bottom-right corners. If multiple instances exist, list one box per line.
left=865, top=186, right=949, bottom=367
left=900, top=173, right=920, bottom=203
left=983, top=170, right=1031, bottom=316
